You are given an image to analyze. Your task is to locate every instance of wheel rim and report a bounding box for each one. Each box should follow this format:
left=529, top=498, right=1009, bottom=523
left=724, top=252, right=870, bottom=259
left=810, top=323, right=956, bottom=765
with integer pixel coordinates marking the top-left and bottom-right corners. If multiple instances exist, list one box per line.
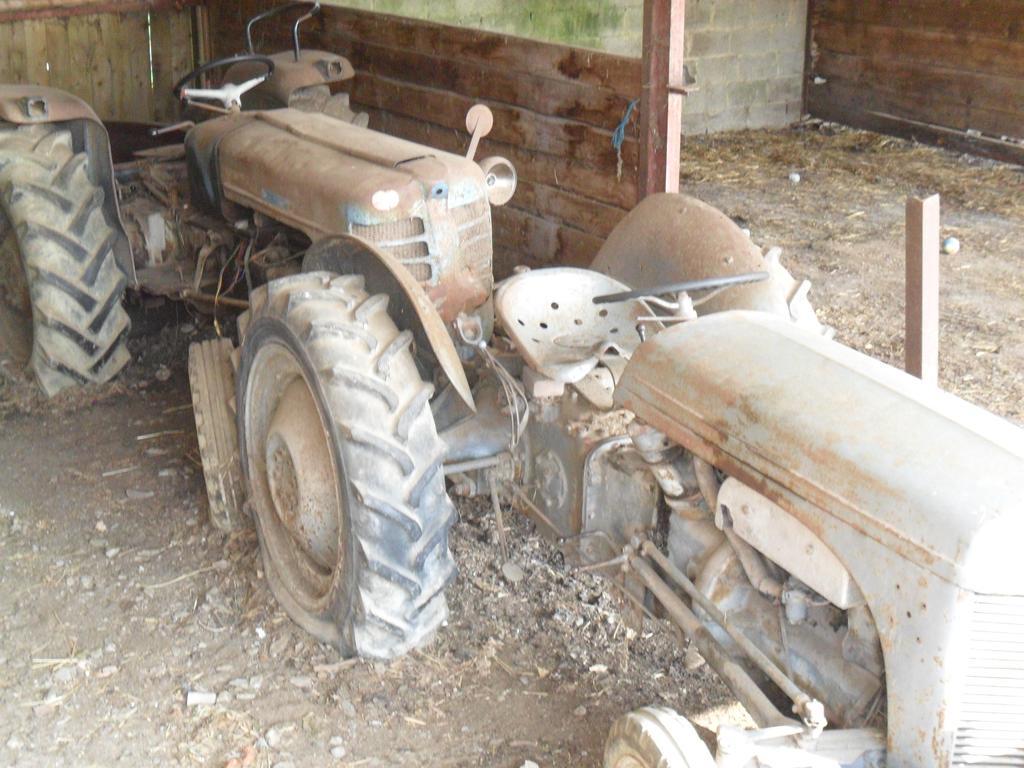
left=0, top=208, right=33, bottom=365
left=611, top=757, right=649, bottom=768
left=244, top=339, right=346, bottom=610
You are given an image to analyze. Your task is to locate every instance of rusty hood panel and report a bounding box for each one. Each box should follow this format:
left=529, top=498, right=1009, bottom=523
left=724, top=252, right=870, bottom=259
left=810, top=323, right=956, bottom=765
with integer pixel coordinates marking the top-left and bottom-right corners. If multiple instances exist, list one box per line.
left=615, top=312, right=1024, bottom=594
left=206, top=109, right=491, bottom=321
left=213, top=109, right=487, bottom=237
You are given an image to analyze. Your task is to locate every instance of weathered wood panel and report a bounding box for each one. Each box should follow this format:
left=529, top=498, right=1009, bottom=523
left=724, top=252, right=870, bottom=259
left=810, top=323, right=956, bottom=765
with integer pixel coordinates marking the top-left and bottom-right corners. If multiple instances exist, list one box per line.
left=808, top=0, right=1024, bottom=164
left=210, top=2, right=641, bottom=274
left=0, top=7, right=194, bottom=123
left=0, top=0, right=200, bottom=23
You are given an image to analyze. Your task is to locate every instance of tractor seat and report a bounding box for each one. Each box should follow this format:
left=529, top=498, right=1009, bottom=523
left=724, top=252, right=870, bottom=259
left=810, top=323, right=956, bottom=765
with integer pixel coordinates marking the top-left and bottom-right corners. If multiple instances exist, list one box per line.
left=494, top=267, right=654, bottom=383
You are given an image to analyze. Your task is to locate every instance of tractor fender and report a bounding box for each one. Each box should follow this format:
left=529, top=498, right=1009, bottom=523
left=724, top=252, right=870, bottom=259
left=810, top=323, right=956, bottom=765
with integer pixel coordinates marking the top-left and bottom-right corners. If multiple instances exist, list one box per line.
left=616, top=310, right=1024, bottom=593
left=302, top=235, right=475, bottom=411
left=0, top=85, right=135, bottom=284
left=615, top=311, right=1024, bottom=766
left=591, top=193, right=826, bottom=335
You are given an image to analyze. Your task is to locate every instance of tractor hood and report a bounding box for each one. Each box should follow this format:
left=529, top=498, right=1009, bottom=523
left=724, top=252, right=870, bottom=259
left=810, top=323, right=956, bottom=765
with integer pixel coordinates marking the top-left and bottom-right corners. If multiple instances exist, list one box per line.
left=187, top=108, right=494, bottom=321
left=614, top=312, right=1024, bottom=595
left=204, top=109, right=487, bottom=241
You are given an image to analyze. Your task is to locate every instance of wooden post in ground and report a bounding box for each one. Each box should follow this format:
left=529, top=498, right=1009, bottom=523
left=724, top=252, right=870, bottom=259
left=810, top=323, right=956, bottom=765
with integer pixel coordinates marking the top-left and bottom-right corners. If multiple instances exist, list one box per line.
left=905, top=194, right=940, bottom=385
left=640, top=0, right=685, bottom=198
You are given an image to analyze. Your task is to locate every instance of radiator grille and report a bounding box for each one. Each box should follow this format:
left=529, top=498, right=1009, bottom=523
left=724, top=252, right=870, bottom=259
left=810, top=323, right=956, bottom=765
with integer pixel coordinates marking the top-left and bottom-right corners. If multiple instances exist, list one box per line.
left=953, top=594, right=1024, bottom=767
left=349, top=217, right=432, bottom=282
left=451, top=196, right=492, bottom=284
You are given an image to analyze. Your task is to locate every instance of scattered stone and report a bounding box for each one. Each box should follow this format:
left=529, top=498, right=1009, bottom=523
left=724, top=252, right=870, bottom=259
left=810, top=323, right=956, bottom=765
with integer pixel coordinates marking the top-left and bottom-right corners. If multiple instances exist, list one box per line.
left=588, top=664, right=608, bottom=674
left=155, top=365, right=172, bottom=382
left=521, top=761, right=540, bottom=768
left=185, top=690, right=217, bottom=707
left=788, top=171, right=801, bottom=183
left=94, top=520, right=107, bottom=533
left=125, top=489, right=154, bottom=500
left=289, top=676, right=313, bottom=689
left=104, top=547, right=120, bottom=559
left=53, top=665, right=78, bottom=685
left=501, top=561, right=525, bottom=585
left=573, top=705, right=587, bottom=717
left=80, top=575, right=95, bottom=591
left=265, top=727, right=284, bottom=748
left=684, top=645, right=706, bottom=671
left=942, top=236, right=962, bottom=255
left=328, top=737, right=347, bottom=759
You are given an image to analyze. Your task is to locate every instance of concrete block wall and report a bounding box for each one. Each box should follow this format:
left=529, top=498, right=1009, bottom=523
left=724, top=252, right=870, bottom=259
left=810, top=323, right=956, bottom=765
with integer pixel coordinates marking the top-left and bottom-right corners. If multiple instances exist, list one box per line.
left=322, top=0, right=808, bottom=133
left=682, top=0, right=807, bottom=133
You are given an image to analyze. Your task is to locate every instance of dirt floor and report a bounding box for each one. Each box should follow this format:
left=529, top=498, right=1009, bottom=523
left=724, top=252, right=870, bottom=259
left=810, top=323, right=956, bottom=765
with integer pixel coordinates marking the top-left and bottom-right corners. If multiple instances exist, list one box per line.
left=1, top=124, right=1022, bottom=768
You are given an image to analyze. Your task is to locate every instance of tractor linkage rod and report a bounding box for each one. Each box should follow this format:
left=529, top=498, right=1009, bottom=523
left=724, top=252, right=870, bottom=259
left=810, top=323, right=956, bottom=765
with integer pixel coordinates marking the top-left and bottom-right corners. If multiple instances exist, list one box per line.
left=626, top=537, right=827, bottom=735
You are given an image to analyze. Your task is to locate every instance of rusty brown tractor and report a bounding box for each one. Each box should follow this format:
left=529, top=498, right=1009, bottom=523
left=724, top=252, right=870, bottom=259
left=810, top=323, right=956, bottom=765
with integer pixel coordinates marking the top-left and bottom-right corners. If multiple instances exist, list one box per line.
left=2, top=2, right=1022, bottom=766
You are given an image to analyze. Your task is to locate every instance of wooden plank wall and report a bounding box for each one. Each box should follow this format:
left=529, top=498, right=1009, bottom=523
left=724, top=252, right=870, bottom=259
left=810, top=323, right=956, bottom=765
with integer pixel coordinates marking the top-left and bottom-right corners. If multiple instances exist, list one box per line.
left=808, top=0, right=1024, bottom=164
left=210, top=3, right=641, bottom=275
left=0, top=5, right=196, bottom=123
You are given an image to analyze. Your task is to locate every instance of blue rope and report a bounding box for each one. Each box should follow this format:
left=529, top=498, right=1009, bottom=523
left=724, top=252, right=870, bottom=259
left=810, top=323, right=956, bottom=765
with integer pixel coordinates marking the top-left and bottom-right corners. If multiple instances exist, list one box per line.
left=612, top=98, right=639, bottom=151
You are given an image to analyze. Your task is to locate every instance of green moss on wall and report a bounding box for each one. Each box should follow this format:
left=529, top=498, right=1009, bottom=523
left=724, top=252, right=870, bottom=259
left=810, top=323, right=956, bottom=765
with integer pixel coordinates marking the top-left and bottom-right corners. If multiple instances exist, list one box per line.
left=321, top=0, right=643, bottom=55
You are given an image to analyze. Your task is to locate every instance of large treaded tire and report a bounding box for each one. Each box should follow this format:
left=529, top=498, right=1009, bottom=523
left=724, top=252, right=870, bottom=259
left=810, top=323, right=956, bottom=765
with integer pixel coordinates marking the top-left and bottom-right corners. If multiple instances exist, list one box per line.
left=238, top=272, right=457, bottom=659
left=0, top=123, right=129, bottom=395
left=604, top=707, right=716, bottom=768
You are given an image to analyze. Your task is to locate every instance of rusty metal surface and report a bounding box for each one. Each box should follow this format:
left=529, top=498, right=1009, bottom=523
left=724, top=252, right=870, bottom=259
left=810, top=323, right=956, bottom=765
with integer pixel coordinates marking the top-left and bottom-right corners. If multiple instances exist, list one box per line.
left=615, top=310, right=1024, bottom=594
left=591, top=193, right=825, bottom=332
left=494, top=267, right=650, bottom=383
left=205, top=108, right=492, bottom=322
left=302, top=235, right=474, bottom=411
left=614, top=310, right=1024, bottom=766
left=220, top=50, right=355, bottom=108
left=0, top=84, right=101, bottom=125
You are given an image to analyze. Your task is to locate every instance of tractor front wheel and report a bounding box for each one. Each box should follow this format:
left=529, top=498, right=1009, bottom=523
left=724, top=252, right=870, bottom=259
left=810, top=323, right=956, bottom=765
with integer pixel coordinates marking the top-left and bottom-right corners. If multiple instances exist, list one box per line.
left=604, top=707, right=716, bottom=768
left=237, top=272, right=456, bottom=659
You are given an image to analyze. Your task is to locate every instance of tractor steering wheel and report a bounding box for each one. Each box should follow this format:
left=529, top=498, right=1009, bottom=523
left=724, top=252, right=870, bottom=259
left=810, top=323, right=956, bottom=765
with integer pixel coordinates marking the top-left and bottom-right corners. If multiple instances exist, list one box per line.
left=173, top=54, right=275, bottom=110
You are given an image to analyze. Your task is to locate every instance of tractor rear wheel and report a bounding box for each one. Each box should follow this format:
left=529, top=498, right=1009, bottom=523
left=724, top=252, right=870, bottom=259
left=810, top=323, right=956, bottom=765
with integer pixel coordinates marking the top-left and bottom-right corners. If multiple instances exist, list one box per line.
left=604, top=708, right=716, bottom=768
left=237, top=272, right=456, bottom=659
left=0, top=123, right=130, bottom=395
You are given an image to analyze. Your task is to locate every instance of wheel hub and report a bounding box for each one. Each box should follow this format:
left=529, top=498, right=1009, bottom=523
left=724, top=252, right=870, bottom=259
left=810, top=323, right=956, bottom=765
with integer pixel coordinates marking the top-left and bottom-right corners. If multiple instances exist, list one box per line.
left=265, top=378, right=340, bottom=570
